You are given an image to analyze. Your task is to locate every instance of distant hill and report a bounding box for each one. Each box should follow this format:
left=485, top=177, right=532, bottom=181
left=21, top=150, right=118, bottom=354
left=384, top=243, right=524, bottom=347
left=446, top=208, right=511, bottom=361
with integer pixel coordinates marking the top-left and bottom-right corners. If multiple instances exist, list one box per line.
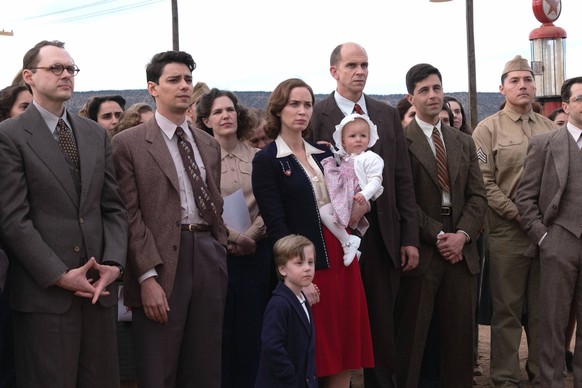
left=69, top=90, right=505, bottom=126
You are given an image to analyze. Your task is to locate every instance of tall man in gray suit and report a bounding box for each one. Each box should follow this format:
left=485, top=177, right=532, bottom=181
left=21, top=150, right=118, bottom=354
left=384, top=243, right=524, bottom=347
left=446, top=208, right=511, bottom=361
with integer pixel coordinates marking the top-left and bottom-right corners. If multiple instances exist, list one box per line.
left=396, top=63, right=487, bottom=388
left=112, top=51, right=228, bottom=388
left=310, top=42, right=419, bottom=388
left=0, top=40, right=127, bottom=387
left=516, top=76, right=582, bottom=387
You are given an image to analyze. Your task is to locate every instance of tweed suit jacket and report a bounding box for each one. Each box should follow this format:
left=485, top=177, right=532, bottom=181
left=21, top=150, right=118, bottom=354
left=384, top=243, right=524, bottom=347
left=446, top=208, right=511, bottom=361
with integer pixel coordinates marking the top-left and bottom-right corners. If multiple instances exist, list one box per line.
left=0, top=104, right=127, bottom=313
left=404, top=120, right=487, bottom=276
left=310, top=92, right=419, bottom=268
left=111, top=118, right=227, bottom=307
left=516, top=127, right=582, bottom=257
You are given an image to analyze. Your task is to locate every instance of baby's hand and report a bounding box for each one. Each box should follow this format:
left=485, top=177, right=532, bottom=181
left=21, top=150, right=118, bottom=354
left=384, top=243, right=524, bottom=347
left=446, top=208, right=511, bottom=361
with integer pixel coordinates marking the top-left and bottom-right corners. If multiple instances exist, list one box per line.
left=353, top=193, right=366, bottom=206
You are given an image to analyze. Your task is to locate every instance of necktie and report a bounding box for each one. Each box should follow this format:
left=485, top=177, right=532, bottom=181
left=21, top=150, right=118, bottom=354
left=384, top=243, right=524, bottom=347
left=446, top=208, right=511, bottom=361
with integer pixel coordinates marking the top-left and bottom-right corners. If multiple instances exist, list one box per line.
left=175, top=127, right=219, bottom=226
left=57, top=118, right=79, bottom=166
left=432, top=127, right=451, bottom=192
left=521, top=114, right=532, bottom=137
left=353, top=103, right=365, bottom=115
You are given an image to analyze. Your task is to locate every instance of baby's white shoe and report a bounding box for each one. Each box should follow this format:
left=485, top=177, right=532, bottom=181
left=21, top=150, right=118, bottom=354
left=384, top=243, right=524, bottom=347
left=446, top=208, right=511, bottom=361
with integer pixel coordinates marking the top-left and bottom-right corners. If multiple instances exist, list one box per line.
left=342, top=235, right=361, bottom=267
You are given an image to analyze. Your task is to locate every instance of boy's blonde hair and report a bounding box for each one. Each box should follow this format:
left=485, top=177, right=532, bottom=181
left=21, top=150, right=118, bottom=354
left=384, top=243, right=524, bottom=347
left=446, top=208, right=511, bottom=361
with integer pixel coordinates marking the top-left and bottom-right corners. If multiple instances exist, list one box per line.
left=273, top=235, right=315, bottom=280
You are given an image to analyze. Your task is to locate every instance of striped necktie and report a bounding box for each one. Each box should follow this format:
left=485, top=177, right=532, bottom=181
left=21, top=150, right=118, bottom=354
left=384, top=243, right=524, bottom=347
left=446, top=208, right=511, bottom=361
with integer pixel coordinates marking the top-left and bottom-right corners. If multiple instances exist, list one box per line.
left=432, top=127, right=450, bottom=192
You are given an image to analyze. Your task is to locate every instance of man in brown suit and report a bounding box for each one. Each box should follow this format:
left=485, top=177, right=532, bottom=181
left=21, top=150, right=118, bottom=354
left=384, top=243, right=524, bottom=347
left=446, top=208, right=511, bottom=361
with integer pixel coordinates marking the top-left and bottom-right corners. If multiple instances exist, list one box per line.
left=112, top=51, right=228, bottom=388
left=310, top=42, right=419, bottom=388
left=395, top=63, right=487, bottom=388
left=516, top=76, right=582, bottom=387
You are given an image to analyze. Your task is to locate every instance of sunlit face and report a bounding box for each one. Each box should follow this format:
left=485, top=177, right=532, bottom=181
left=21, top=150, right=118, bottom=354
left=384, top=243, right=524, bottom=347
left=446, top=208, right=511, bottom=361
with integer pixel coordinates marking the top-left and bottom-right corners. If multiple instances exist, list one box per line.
left=407, top=74, right=444, bottom=125
left=439, top=109, right=451, bottom=126
left=401, top=105, right=416, bottom=128
left=147, top=62, right=193, bottom=116
left=10, top=89, right=32, bottom=118
left=247, top=122, right=270, bottom=149
left=447, top=100, right=463, bottom=129
left=280, top=87, right=312, bottom=135
left=203, top=95, right=237, bottom=139
left=500, top=70, right=536, bottom=110
left=23, top=45, right=75, bottom=107
left=563, top=83, right=582, bottom=129
left=552, top=112, right=568, bottom=127
left=331, top=43, right=368, bottom=100
left=342, top=118, right=370, bottom=155
left=278, top=245, right=315, bottom=295
left=97, top=100, right=123, bottom=132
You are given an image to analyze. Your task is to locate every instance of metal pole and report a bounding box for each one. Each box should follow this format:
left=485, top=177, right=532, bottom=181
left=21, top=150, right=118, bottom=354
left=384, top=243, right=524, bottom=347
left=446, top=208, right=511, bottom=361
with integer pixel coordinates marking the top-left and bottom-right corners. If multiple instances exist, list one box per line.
left=172, top=0, right=179, bottom=50
left=466, top=0, right=478, bottom=129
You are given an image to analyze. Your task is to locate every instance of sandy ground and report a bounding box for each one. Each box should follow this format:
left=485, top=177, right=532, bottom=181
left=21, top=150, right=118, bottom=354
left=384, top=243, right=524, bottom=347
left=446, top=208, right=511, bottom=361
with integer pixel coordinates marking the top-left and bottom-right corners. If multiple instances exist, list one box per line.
left=349, top=325, right=575, bottom=387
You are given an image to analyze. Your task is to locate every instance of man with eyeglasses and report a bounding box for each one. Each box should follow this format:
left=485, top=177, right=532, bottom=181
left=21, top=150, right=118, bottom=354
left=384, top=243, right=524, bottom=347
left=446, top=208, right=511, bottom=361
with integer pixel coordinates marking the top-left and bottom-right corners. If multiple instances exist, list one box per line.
left=0, top=40, right=127, bottom=387
left=472, top=55, right=555, bottom=387
left=516, top=76, right=582, bottom=387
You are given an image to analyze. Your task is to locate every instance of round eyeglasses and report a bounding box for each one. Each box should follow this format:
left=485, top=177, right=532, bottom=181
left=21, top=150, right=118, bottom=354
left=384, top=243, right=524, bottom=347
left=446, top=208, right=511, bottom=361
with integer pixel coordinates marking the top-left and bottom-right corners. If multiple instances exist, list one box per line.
left=30, top=63, right=80, bottom=77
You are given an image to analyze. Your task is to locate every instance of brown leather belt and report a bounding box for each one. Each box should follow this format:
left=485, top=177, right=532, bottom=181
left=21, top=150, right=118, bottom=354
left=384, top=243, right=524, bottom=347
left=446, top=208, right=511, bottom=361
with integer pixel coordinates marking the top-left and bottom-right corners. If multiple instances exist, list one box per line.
left=181, top=223, right=210, bottom=232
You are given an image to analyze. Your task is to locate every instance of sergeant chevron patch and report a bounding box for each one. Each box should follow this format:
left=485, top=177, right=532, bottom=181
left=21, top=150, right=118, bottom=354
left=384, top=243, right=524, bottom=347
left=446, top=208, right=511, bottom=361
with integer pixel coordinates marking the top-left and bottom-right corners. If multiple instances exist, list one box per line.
left=477, top=148, right=487, bottom=163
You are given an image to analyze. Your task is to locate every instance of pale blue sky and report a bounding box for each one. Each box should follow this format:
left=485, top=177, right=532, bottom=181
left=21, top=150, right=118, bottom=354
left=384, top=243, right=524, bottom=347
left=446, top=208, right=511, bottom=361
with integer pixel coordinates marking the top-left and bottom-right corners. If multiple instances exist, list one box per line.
left=1, top=0, right=580, bottom=95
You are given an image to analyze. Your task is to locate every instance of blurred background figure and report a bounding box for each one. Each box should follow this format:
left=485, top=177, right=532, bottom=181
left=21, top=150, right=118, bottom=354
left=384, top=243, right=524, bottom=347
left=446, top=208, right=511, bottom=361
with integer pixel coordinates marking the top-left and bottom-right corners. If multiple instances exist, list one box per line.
left=397, top=96, right=417, bottom=128
left=196, top=88, right=272, bottom=388
left=112, top=102, right=154, bottom=136
left=0, top=82, right=32, bottom=388
left=439, top=103, right=454, bottom=127
left=0, top=84, right=32, bottom=122
left=79, top=95, right=126, bottom=136
left=548, top=107, right=568, bottom=127
left=444, top=96, right=472, bottom=134
left=244, top=107, right=271, bottom=149
left=186, top=81, right=210, bottom=126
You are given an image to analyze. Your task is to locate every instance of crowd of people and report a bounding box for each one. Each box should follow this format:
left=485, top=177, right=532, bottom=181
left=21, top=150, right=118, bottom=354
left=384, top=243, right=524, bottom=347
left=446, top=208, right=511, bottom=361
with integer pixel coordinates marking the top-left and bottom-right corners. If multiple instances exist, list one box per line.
left=0, top=39, right=580, bottom=388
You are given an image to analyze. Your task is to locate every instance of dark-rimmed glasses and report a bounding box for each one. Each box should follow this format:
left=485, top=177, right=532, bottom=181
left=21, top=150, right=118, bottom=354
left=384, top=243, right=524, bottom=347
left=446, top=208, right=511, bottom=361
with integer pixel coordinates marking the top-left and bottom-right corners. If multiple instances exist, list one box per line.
left=29, top=64, right=80, bottom=77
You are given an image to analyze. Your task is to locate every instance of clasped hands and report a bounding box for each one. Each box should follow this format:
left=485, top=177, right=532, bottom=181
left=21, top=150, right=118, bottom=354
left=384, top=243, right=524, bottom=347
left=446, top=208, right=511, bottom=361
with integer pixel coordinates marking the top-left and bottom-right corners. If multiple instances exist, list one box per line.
left=55, top=257, right=120, bottom=304
left=436, top=232, right=466, bottom=264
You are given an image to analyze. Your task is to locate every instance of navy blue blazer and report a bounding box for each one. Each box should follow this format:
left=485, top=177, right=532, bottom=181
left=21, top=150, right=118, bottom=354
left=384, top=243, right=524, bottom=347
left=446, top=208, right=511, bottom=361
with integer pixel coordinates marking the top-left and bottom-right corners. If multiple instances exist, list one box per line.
left=252, top=140, right=332, bottom=270
left=255, top=281, right=317, bottom=388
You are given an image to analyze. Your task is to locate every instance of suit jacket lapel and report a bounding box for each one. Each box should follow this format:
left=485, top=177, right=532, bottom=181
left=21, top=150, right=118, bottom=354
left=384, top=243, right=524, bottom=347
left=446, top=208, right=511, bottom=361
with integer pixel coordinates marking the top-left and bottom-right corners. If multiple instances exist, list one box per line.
left=549, top=127, right=571, bottom=189
left=406, top=120, right=439, bottom=188
left=277, top=284, right=312, bottom=334
left=442, top=125, right=461, bottom=187
left=146, top=121, right=180, bottom=193
left=70, top=114, right=96, bottom=206
left=24, top=106, right=79, bottom=208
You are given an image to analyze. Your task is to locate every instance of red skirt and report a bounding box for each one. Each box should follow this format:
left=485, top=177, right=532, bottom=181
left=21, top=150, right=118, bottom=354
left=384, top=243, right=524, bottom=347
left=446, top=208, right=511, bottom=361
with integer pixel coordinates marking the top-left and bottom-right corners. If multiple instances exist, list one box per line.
left=311, top=226, right=374, bottom=377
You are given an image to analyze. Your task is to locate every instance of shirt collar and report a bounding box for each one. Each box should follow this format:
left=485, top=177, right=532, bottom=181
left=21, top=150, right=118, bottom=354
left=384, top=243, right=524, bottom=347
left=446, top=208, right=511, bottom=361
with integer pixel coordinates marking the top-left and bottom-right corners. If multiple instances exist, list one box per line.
left=155, top=111, right=191, bottom=141
left=274, top=136, right=324, bottom=158
left=33, top=100, right=70, bottom=135
left=415, top=115, right=441, bottom=139
left=567, top=121, right=582, bottom=141
left=333, top=91, right=366, bottom=116
left=220, top=140, right=252, bottom=162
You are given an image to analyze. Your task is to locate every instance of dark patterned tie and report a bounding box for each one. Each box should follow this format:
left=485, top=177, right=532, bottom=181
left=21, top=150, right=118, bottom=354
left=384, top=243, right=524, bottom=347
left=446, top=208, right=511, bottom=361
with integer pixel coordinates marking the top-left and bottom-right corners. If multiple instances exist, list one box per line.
left=353, top=103, right=365, bottom=115
left=432, top=127, right=451, bottom=192
left=175, top=127, right=219, bottom=226
left=57, top=118, right=79, bottom=166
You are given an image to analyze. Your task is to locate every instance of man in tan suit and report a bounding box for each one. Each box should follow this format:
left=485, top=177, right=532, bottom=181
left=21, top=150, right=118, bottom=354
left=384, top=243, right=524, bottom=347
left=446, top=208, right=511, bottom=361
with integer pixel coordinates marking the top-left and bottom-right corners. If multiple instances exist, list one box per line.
left=517, top=76, right=582, bottom=387
left=112, top=51, right=228, bottom=388
left=396, top=63, right=487, bottom=388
